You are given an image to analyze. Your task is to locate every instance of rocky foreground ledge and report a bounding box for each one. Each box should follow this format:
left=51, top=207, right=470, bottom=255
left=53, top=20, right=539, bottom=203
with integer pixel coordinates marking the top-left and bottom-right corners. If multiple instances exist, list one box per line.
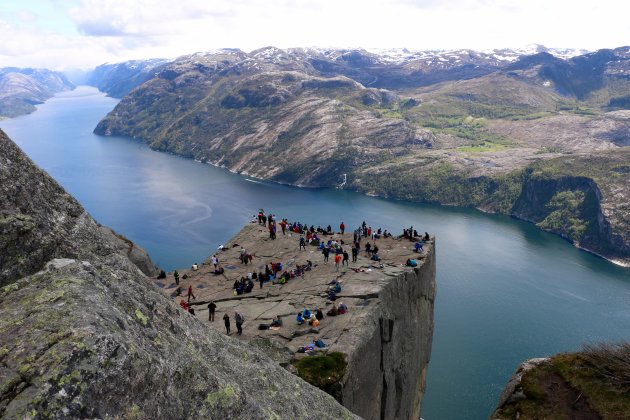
left=164, top=223, right=437, bottom=419
left=0, top=130, right=356, bottom=419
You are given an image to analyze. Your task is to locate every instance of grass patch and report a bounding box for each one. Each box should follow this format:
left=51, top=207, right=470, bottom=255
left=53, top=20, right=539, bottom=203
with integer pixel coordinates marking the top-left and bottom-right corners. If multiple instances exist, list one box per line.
left=293, top=352, right=347, bottom=399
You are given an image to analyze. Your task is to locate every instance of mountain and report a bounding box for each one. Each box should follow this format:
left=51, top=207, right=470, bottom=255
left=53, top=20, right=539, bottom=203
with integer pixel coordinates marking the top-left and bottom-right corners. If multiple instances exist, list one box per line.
left=0, top=68, right=74, bottom=118
left=93, top=46, right=630, bottom=265
left=88, top=59, right=171, bottom=98
left=0, top=128, right=356, bottom=418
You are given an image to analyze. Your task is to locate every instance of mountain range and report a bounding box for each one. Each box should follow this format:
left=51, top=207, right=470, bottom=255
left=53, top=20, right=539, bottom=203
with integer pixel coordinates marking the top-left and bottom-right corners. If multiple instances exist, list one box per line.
left=0, top=68, right=73, bottom=118
left=90, top=45, right=630, bottom=265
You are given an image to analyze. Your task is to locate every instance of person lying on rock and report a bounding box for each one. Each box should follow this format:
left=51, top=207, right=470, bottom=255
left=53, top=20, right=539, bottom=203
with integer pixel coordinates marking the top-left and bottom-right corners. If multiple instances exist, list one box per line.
left=313, top=337, right=326, bottom=348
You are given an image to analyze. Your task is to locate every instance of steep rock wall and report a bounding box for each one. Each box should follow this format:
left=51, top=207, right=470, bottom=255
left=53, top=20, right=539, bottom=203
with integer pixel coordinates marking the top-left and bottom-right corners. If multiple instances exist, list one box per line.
left=512, top=174, right=629, bottom=265
left=341, top=246, right=436, bottom=419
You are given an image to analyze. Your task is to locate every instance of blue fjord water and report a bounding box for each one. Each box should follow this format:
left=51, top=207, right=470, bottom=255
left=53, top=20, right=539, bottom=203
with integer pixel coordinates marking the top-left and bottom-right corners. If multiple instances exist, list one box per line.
left=2, top=86, right=629, bottom=419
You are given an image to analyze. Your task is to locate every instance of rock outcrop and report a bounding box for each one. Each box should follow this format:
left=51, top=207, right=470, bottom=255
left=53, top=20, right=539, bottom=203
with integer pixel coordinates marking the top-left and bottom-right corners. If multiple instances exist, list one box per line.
left=0, top=130, right=356, bottom=418
left=493, top=342, right=630, bottom=419
left=164, top=223, right=437, bottom=419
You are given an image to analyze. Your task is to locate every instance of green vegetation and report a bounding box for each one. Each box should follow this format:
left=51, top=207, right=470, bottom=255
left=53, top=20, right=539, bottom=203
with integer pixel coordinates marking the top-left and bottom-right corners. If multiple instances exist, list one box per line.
left=497, top=343, right=630, bottom=419
left=293, top=352, right=347, bottom=399
left=538, top=190, right=589, bottom=241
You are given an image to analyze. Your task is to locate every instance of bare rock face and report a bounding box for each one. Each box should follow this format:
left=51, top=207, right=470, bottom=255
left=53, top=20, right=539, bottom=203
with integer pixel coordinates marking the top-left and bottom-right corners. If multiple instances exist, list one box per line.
left=0, top=130, right=356, bottom=419
left=0, top=129, right=158, bottom=285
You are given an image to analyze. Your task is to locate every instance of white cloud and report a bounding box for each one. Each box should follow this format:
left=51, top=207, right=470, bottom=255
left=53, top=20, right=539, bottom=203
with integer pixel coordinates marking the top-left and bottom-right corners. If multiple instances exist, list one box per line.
left=0, top=0, right=628, bottom=69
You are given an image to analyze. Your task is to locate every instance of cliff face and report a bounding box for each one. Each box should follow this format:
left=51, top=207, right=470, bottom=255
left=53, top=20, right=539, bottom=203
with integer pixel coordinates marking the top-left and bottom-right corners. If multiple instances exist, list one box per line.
left=0, top=130, right=356, bottom=418
left=340, top=245, right=436, bottom=419
left=164, top=223, right=437, bottom=419
left=0, top=129, right=158, bottom=286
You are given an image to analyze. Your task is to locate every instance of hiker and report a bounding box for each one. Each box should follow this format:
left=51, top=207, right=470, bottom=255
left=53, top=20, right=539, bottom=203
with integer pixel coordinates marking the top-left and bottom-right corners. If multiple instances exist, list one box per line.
left=187, top=285, right=196, bottom=302
left=365, top=242, right=372, bottom=256
left=299, top=236, right=306, bottom=251
left=315, top=308, right=324, bottom=321
left=191, top=263, right=198, bottom=271
left=211, top=255, right=218, bottom=270
left=424, top=232, right=430, bottom=241
left=415, top=242, right=423, bottom=252
left=235, top=312, right=244, bottom=335
left=334, top=253, right=341, bottom=272
left=322, top=247, right=330, bottom=263
left=352, top=246, right=358, bottom=262
left=270, top=315, right=283, bottom=327
left=208, top=301, right=216, bottom=321
left=174, top=270, right=180, bottom=285
left=223, top=313, right=231, bottom=334
left=342, top=250, right=349, bottom=266
left=338, top=302, right=348, bottom=314
left=327, top=304, right=339, bottom=316
left=340, top=222, right=345, bottom=234
left=309, top=316, right=320, bottom=327
left=296, top=312, right=305, bottom=325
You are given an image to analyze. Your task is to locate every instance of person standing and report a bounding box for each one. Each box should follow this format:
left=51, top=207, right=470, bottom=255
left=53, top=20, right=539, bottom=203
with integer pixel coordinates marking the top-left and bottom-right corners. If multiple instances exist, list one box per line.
left=323, top=247, right=330, bottom=263
left=208, top=301, right=216, bottom=321
left=299, top=236, right=306, bottom=251
left=223, top=313, right=231, bottom=334
left=211, top=255, right=218, bottom=270
left=342, top=250, right=349, bottom=266
left=339, top=222, right=345, bottom=234
left=174, top=270, right=180, bottom=285
left=235, top=312, right=244, bottom=335
left=187, top=284, right=196, bottom=302
left=334, top=253, right=341, bottom=272
left=352, top=246, right=358, bottom=262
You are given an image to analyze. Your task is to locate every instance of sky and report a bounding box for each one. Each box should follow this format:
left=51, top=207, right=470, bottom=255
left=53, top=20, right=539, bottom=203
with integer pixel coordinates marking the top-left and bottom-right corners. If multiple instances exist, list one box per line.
left=0, top=0, right=628, bottom=70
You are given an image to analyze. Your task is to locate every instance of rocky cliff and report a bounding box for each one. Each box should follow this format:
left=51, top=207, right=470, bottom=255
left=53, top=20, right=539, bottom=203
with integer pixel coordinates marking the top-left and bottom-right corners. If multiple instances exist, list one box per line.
left=0, top=68, right=74, bottom=118
left=492, top=342, right=630, bottom=419
left=165, top=223, right=437, bottom=419
left=0, top=130, right=356, bottom=419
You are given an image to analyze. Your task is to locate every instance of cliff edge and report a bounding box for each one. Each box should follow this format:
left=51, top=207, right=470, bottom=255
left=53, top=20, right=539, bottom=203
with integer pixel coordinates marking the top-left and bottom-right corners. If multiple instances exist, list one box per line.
left=0, top=130, right=356, bottom=418
left=164, top=223, right=437, bottom=419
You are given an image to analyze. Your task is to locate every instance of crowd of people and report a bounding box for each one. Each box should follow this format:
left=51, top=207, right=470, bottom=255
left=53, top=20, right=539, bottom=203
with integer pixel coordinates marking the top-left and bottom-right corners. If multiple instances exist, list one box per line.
left=166, top=210, right=432, bottom=355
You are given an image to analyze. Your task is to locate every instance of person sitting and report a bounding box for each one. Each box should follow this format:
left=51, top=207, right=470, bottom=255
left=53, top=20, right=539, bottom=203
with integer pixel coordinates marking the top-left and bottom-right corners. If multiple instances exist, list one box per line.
left=244, top=281, right=254, bottom=293
left=327, top=290, right=337, bottom=301
left=296, top=313, right=305, bottom=325
left=327, top=304, right=339, bottom=316
left=303, top=308, right=312, bottom=319
left=191, top=263, right=198, bottom=271
left=270, top=315, right=283, bottom=327
left=338, top=302, right=348, bottom=314
left=214, top=265, right=224, bottom=275
left=315, top=308, right=324, bottom=321
left=371, top=253, right=381, bottom=261
left=424, top=232, right=430, bottom=241
left=313, top=337, right=326, bottom=348
left=414, top=242, right=424, bottom=252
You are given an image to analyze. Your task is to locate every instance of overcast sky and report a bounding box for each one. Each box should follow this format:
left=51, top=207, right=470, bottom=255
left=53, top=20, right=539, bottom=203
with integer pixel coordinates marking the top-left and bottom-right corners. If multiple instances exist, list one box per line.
left=1, top=0, right=628, bottom=70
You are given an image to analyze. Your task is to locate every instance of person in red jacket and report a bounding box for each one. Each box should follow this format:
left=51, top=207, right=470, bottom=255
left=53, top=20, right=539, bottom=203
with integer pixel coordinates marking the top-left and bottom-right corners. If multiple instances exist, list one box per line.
left=334, top=253, right=342, bottom=272
left=339, top=222, right=345, bottom=234
left=187, top=284, right=196, bottom=302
